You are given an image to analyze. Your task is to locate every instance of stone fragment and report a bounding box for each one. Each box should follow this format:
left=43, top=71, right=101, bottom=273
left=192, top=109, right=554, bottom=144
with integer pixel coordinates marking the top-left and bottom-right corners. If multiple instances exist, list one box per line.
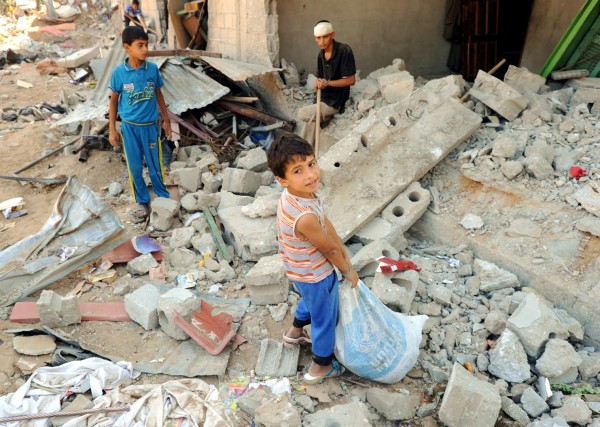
left=236, top=147, right=268, bottom=172
left=219, top=206, right=278, bottom=261
left=245, top=254, right=289, bottom=305
left=126, top=253, right=159, bottom=276
left=429, top=284, right=453, bottom=306
left=503, top=65, right=546, bottom=94
left=13, top=335, right=56, bottom=356
left=357, top=99, right=375, bottom=113
left=491, top=135, right=517, bottom=159
left=53, top=394, right=93, bottom=426
left=221, top=168, right=262, bottom=195
left=255, top=339, right=299, bottom=377
left=576, top=216, right=600, bottom=237
left=381, top=181, right=430, bottom=232
left=378, top=71, right=414, bottom=103
left=169, top=226, right=195, bottom=249
left=201, top=171, right=223, bottom=193
left=241, top=192, right=279, bottom=218
left=124, top=284, right=161, bottom=330
left=507, top=293, right=569, bottom=357
left=268, top=303, right=288, bottom=322
left=528, top=416, right=569, bottom=427
left=217, top=191, right=255, bottom=211
left=574, top=185, right=600, bottom=217
left=37, top=290, right=81, bottom=327
left=551, top=395, right=592, bottom=426
left=107, top=182, right=123, bottom=196
left=521, top=387, right=549, bottom=418
left=366, top=388, right=420, bottom=421
left=578, top=351, right=600, bottom=380
left=168, top=247, right=201, bottom=270
left=536, top=339, right=583, bottom=379
left=438, top=363, right=501, bottom=427
left=488, top=329, right=531, bottom=383
left=371, top=270, right=418, bottom=313
left=469, top=70, right=528, bottom=121
left=205, top=259, right=236, bottom=283
left=194, top=152, right=219, bottom=172
left=157, top=288, right=199, bottom=341
left=150, top=197, right=180, bottom=231
left=473, top=259, right=519, bottom=292
left=302, top=402, right=372, bottom=426
left=484, top=310, right=506, bottom=335
left=237, top=387, right=273, bottom=418
left=524, top=155, right=554, bottom=180
left=460, top=213, right=484, bottom=230
left=170, top=167, right=202, bottom=192
left=500, top=396, right=530, bottom=425
left=500, top=160, right=523, bottom=180
left=180, top=190, right=220, bottom=212
left=254, top=393, right=301, bottom=427
left=350, top=239, right=400, bottom=277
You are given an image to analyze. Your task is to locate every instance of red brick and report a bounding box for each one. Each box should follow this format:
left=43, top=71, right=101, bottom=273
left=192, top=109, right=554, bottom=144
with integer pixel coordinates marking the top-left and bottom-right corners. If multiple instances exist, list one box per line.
left=10, top=302, right=131, bottom=323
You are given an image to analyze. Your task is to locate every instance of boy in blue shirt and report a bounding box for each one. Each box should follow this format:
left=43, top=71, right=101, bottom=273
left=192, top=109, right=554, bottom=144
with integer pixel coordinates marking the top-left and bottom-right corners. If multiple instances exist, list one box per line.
left=123, top=0, right=147, bottom=33
left=108, top=25, right=171, bottom=222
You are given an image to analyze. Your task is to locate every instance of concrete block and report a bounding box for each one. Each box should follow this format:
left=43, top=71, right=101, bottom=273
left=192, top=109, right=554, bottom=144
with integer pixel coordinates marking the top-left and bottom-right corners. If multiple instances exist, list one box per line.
left=178, top=144, right=212, bottom=162
left=55, top=46, right=100, bottom=68
left=370, top=270, right=418, bottom=313
left=570, top=87, right=600, bottom=107
left=438, top=362, right=501, bottom=427
left=124, top=284, right=161, bottom=330
left=255, top=339, right=299, bottom=377
left=303, top=402, right=373, bottom=426
left=194, top=152, right=219, bottom=172
left=157, top=288, right=199, bottom=340
left=180, top=190, right=221, bottom=212
left=126, top=253, right=159, bottom=275
left=238, top=388, right=274, bottom=418
left=219, top=206, right=278, bottom=261
left=170, top=167, right=202, bottom=192
left=221, top=168, right=262, bottom=195
left=37, top=290, right=81, bottom=327
left=150, top=197, right=180, bottom=231
left=245, top=254, right=289, bottom=304
left=469, top=70, right=529, bottom=121
left=350, top=239, right=400, bottom=277
left=260, top=170, right=275, bottom=186
left=378, top=71, right=414, bottom=104
left=169, top=226, right=195, bottom=249
left=320, top=80, right=481, bottom=242
left=473, top=259, right=519, bottom=292
left=236, top=147, right=268, bottom=172
left=504, top=65, right=547, bottom=94
left=381, top=181, right=430, bottom=232
left=254, top=393, right=301, bottom=427
left=201, top=171, right=223, bottom=193
left=217, top=191, right=254, bottom=211
left=241, top=192, right=279, bottom=218
left=366, top=388, right=420, bottom=421
left=354, top=217, right=408, bottom=250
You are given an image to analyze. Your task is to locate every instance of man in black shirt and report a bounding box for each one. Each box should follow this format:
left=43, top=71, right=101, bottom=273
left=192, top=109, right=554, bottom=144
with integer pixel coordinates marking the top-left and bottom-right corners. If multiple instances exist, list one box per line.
left=299, top=20, right=356, bottom=147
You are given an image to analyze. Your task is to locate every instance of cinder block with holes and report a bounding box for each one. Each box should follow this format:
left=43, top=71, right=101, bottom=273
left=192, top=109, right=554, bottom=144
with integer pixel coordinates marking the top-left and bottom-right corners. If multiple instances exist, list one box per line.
left=381, top=182, right=431, bottom=233
left=218, top=206, right=278, bottom=261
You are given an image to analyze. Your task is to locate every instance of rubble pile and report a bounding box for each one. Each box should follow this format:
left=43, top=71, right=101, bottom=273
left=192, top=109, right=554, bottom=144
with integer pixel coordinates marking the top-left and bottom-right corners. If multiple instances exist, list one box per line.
left=3, top=3, right=600, bottom=425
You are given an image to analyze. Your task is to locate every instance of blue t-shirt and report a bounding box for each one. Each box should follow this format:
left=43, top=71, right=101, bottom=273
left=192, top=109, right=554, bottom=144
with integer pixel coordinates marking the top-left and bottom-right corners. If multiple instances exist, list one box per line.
left=125, top=3, right=142, bottom=18
left=109, top=58, right=164, bottom=124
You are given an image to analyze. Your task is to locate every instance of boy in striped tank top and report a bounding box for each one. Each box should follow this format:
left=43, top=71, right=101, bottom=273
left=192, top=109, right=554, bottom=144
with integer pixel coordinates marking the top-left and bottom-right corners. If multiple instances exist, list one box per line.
left=267, top=134, right=359, bottom=385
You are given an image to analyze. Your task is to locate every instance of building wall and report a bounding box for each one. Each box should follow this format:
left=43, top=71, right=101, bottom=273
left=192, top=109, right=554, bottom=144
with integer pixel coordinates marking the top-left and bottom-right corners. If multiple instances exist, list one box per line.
left=277, top=0, right=450, bottom=78
left=207, top=0, right=279, bottom=67
left=520, top=0, right=586, bottom=73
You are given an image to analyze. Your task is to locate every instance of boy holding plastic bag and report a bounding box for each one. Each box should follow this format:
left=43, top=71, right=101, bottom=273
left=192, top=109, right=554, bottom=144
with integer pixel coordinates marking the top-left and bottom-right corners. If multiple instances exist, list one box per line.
left=267, top=134, right=358, bottom=385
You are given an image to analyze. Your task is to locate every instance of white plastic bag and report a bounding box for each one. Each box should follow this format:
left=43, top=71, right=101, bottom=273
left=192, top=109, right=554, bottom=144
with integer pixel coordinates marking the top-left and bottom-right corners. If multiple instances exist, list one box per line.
left=334, top=280, right=427, bottom=384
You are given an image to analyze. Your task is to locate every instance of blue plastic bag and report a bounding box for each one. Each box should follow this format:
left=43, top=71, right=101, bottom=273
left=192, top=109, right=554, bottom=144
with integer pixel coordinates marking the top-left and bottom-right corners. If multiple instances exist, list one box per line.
left=334, top=280, right=427, bottom=384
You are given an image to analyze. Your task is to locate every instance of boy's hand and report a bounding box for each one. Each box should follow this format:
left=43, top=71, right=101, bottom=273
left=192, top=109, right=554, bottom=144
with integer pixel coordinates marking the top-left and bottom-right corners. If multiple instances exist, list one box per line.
left=344, top=269, right=359, bottom=288
left=109, top=130, right=120, bottom=148
left=162, top=120, right=172, bottom=140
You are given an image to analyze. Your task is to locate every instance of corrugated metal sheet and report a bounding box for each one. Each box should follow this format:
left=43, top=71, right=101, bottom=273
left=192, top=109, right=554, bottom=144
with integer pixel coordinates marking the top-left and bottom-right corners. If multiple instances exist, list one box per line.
left=200, top=56, right=281, bottom=81
left=160, top=61, right=229, bottom=115
left=54, top=43, right=230, bottom=126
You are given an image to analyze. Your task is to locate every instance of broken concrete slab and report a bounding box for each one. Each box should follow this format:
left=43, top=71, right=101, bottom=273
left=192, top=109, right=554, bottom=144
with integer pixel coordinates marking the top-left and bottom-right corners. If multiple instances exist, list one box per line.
left=238, top=387, right=274, bottom=418
left=170, top=166, right=202, bottom=192
left=244, top=254, right=289, bottom=305
left=320, top=86, right=481, bottom=242
left=219, top=206, right=277, bottom=261
left=503, top=65, right=547, bottom=95
left=302, top=401, right=373, bottom=426
left=53, top=394, right=93, bottom=426
left=55, top=46, right=100, bottom=68
left=370, top=270, right=418, bottom=313
left=487, top=329, right=531, bottom=383
left=221, top=168, right=262, bottom=195
left=473, top=259, right=520, bottom=292
left=13, top=335, right=56, bottom=356
left=255, top=339, right=299, bottom=377
left=180, top=190, right=221, bottom=212
left=366, top=387, right=420, bottom=421
left=124, top=284, right=161, bottom=330
left=37, top=290, right=81, bottom=327
left=381, top=181, right=430, bottom=233
left=469, top=70, right=529, bottom=121
left=236, top=147, right=268, bottom=172
left=254, top=393, right=301, bottom=427
left=438, top=363, right=501, bottom=427
left=535, top=338, right=582, bottom=380
left=377, top=71, right=414, bottom=104
left=521, top=387, right=550, bottom=418
left=157, top=288, right=199, bottom=341
left=150, top=197, right=180, bottom=231
left=350, top=239, right=400, bottom=277
left=551, top=395, right=592, bottom=425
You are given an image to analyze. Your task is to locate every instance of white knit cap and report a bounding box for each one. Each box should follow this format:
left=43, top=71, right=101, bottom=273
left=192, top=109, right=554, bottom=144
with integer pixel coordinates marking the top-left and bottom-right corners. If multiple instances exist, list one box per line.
left=314, top=21, right=333, bottom=37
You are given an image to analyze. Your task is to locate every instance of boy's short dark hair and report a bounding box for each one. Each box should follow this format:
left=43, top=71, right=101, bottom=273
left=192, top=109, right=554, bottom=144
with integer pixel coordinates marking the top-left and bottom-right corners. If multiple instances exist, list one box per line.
left=315, top=19, right=330, bottom=25
left=122, top=25, right=147, bottom=45
left=132, top=0, right=139, bottom=5
left=267, top=134, right=314, bottom=178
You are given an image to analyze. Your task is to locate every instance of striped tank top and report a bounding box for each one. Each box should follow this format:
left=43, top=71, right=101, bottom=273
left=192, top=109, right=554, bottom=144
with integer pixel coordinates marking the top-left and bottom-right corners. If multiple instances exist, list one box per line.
left=276, top=189, right=334, bottom=283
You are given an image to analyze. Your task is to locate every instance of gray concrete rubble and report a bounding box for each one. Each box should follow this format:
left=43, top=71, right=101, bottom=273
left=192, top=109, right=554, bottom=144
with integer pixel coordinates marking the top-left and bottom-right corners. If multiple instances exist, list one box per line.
left=469, top=70, right=529, bottom=121
left=244, top=254, right=289, bottom=305
left=37, top=290, right=81, bottom=327
left=13, top=335, right=56, bottom=356
left=219, top=206, right=278, bottom=261
left=366, top=388, right=420, bottom=421
left=124, top=284, right=162, bottom=330
left=255, top=339, right=299, bottom=377
left=380, top=181, right=431, bottom=233
left=157, top=288, right=200, bottom=341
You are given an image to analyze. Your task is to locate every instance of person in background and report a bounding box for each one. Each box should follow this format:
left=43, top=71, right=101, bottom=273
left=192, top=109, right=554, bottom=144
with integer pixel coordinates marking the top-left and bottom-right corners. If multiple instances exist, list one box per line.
left=123, top=0, right=147, bottom=32
left=298, top=20, right=356, bottom=147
